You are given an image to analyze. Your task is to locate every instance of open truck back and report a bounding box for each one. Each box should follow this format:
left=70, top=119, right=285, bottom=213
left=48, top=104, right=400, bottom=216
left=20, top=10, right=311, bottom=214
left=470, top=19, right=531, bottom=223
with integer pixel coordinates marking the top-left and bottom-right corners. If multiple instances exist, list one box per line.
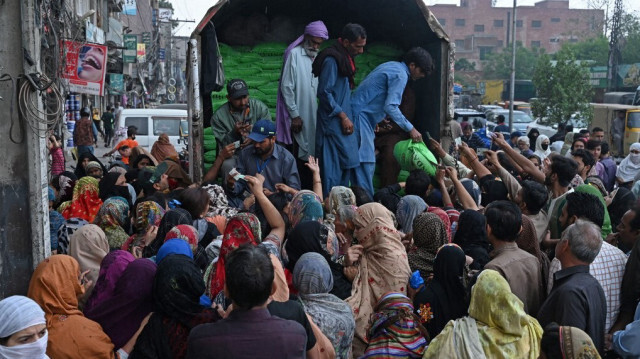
left=186, top=0, right=454, bottom=182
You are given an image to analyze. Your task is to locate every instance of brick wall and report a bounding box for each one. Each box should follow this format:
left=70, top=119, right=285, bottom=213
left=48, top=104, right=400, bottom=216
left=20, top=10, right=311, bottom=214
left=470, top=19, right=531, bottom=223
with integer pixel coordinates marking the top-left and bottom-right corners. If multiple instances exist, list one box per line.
left=430, top=0, right=604, bottom=70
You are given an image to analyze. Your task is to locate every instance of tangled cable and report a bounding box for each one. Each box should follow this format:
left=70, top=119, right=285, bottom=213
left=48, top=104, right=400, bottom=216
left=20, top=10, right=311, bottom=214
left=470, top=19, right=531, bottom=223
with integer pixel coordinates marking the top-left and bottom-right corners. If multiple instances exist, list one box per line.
left=17, top=73, right=65, bottom=141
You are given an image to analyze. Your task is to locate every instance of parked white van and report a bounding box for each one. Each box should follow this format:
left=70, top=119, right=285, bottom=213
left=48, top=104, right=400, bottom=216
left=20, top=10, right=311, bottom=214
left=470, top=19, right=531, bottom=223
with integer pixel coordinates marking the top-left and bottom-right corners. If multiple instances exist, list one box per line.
left=119, top=109, right=188, bottom=153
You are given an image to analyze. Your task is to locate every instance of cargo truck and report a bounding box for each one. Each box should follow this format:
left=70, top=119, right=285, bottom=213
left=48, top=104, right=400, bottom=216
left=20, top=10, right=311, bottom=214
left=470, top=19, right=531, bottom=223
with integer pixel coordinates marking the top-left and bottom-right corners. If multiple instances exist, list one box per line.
left=185, top=0, right=454, bottom=182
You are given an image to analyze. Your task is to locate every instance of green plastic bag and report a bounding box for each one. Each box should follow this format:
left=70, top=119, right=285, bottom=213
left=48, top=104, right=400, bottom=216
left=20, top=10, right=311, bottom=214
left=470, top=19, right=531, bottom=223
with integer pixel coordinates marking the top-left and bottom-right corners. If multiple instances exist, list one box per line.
left=204, top=150, right=217, bottom=163
left=397, top=170, right=410, bottom=183
left=393, top=139, right=437, bottom=177
left=204, top=138, right=216, bottom=151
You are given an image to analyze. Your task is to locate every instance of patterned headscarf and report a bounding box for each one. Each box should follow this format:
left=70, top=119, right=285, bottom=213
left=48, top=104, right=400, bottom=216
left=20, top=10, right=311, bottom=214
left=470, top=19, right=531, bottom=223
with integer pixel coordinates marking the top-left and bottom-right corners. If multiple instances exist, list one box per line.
left=93, top=196, right=130, bottom=249
left=289, top=190, right=324, bottom=229
left=146, top=208, right=193, bottom=256
left=362, top=292, right=429, bottom=358
left=56, top=217, right=89, bottom=254
left=207, top=213, right=262, bottom=298
left=164, top=224, right=199, bottom=254
left=396, top=195, right=427, bottom=233
left=348, top=203, right=411, bottom=344
left=134, top=201, right=165, bottom=233
left=426, top=207, right=452, bottom=241
left=559, top=326, right=600, bottom=359
left=408, top=213, right=450, bottom=280
left=294, top=252, right=356, bottom=359
left=203, top=184, right=238, bottom=218
left=328, top=186, right=356, bottom=215
left=62, top=176, right=103, bottom=222
left=56, top=171, right=77, bottom=205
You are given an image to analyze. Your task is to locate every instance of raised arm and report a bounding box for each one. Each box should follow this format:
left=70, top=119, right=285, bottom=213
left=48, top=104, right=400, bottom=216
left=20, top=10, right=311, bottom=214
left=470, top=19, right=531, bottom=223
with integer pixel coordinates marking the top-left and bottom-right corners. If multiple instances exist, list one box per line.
left=493, top=132, right=544, bottom=183
left=457, top=141, right=492, bottom=179
left=245, top=173, right=286, bottom=243
left=445, top=167, right=479, bottom=210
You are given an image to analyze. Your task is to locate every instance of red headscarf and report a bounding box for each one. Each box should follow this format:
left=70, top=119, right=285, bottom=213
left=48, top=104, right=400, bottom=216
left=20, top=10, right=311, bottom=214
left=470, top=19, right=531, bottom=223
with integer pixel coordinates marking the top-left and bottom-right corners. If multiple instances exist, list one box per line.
left=62, top=177, right=103, bottom=222
left=207, top=213, right=261, bottom=298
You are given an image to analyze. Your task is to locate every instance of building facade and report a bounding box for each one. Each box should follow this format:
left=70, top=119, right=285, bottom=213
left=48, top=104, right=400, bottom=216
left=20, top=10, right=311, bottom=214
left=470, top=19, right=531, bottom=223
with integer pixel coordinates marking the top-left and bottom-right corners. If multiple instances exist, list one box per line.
left=430, top=0, right=604, bottom=69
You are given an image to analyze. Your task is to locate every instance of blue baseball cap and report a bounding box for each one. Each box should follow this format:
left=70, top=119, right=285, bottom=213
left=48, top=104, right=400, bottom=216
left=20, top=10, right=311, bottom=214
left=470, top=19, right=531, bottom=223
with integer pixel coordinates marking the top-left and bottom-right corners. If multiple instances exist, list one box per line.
left=248, top=119, right=276, bottom=142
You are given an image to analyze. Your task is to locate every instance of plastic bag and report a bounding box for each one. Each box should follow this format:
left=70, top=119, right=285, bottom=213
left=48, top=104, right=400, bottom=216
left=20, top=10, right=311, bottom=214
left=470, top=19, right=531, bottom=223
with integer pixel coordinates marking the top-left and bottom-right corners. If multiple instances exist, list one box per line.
left=393, top=139, right=438, bottom=176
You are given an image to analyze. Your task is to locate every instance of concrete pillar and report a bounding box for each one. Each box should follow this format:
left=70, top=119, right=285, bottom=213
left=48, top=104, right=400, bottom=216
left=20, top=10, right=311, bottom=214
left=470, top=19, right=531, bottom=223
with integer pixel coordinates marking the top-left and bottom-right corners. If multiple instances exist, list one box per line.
left=0, top=0, right=50, bottom=297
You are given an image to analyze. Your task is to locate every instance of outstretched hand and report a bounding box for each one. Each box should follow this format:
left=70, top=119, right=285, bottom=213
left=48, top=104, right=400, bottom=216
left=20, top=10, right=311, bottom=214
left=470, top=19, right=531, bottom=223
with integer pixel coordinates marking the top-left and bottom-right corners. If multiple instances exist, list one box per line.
left=305, top=155, right=320, bottom=175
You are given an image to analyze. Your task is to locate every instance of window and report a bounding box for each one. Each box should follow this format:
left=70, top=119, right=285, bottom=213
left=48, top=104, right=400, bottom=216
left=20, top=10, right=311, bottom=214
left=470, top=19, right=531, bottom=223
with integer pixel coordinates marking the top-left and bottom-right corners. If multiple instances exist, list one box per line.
left=438, top=18, right=446, bottom=26
left=124, top=117, right=149, bottom=135
left=153, top=117, right=184, bottom=136
left=455, top=39, right=465, bottom=48
left=474, top=24, right=485, bottom=32
left=494, top=19, right=504, bottom=27
left=531, top=41, right=541, bottom=47
left=479, top=46, right=493, bottom=60
left=516, top=20, right=523, bottom=28
left=570, top=38, right=578, bottom=43
left=455, top=19, right=466, bottom=27
left=531, top=20, right=542, bottom=28
left=550, top=37, right=560, bottom=43
left=551, top=18, right=561, bottom=23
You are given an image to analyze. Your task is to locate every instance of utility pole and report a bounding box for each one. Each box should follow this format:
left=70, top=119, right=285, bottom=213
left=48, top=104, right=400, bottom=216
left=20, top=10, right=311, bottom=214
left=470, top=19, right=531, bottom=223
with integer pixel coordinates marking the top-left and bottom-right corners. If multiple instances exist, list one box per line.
left=0, top=0, right=49, bottom=296
left=607, top=0, right=623, bottom=91
left=509, top=0, right=517, bottom=132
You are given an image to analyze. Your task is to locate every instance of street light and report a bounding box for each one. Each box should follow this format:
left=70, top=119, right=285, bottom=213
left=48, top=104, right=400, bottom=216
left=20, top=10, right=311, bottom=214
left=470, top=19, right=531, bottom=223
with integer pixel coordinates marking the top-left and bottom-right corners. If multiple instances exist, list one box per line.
left=508, top=0, right=517, bottom=132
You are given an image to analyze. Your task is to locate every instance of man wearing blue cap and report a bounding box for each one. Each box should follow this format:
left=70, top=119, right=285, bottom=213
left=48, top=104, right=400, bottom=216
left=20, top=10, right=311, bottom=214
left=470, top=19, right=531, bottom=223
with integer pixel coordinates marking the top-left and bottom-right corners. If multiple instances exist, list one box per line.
left=227, top=119, right=300, bottom=207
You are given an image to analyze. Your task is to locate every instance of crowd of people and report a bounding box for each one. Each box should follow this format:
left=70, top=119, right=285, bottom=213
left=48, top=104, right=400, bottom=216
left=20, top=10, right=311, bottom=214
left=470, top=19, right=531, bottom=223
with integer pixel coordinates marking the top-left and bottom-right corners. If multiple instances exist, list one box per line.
left=12, top=20, right=640, bottom=359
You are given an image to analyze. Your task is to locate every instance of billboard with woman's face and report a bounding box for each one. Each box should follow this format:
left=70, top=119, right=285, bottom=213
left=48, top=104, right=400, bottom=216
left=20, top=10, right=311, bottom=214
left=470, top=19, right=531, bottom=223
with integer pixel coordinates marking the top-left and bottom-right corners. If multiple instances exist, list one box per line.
left=61, top=40, right=108, bottom=95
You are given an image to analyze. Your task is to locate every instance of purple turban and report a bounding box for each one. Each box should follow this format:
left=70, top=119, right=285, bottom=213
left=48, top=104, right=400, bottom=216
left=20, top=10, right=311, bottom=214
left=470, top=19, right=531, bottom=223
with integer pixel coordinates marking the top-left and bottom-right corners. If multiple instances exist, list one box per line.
left=276, top=20, right=329, bottom=144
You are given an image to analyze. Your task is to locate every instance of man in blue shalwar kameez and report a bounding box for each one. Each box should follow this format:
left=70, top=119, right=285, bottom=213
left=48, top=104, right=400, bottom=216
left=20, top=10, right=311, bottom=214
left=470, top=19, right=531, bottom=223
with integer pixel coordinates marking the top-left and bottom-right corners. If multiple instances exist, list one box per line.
left=351, top=47, right=434, bottom=197
left=312, top=23, right=367, bottom=196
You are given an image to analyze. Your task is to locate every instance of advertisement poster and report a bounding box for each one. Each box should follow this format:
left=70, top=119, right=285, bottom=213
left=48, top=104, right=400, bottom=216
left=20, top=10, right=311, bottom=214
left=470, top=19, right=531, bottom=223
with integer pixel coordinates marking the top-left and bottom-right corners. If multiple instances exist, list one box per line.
left=137, top=43, right=146, bottom=63
left=123, top=0, right=137, bottom=15
left=158, top=8, right=173, bottom=22
left=61, top=40, right=108, bottom=96
left=123, top=34, right=137, bottom=63
left=109, top=73, right=124, bottom=94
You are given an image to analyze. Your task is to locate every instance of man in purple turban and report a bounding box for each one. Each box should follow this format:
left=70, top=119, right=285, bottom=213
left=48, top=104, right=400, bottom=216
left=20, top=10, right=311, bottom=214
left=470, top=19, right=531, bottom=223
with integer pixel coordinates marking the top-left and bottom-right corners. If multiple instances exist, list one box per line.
left=276, top=20, right=328, bottom=190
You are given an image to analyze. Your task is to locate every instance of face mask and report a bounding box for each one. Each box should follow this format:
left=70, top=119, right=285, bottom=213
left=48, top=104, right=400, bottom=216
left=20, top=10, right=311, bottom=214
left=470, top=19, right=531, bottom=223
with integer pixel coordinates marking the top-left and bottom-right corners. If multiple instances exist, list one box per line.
left=541, top=143, right=549, bottom=151
left=631, top=153, right=640, bottom=165
left=0, top=332, right=48, bottom=359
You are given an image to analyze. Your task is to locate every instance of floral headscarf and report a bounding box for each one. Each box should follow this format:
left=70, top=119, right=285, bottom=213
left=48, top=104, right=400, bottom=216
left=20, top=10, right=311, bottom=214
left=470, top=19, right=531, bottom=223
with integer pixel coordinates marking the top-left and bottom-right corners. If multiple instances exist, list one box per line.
left=328, top=186, right=356, bottom=215
left=62, top=176, right=103, bottom=222
left=164, top=224, right=199, bottom=254
left=207, top=213, right=261, bottom=298
left=289, top=190, right=324, bottom=228
left=93, top=196, right=130, bottom=249
left=203, top=184, right=238, bottom=218
left=134, top=201, right=166, bottom=233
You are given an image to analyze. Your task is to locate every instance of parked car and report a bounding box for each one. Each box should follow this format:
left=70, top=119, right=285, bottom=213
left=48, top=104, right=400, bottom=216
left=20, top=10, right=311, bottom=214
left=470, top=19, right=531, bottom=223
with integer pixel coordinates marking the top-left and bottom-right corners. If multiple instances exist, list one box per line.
left=477, top=105, right=502, bottom=114
left=454, top=109, right=487, bottom=130
left=525, top=114, right=588, bottom=137
left=486, top=109, right=534, bottom=133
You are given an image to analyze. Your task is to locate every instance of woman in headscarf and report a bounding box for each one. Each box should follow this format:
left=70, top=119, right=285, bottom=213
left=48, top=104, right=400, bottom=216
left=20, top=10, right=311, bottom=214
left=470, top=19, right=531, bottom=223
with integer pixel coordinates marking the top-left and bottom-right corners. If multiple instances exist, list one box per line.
left=68, top=224, right=110, bottom=308
left=609, top=187, right=637, bottom=231
left=51, top=171, right=77, bottom=209
left=99, top=172, right=132, bottom=206
left=293, top=252, right=355, bottom=359
left=156, top=238, right=194, bottom=264
left=203, top=183, right=238, bottom=219
left=0, top=296, right=48, bottom=358
left=409, top=213, right=450, bottom=281
left=453, top=210, right=490, bottom=270
left=617, top=143, right=640, bottom=188
left=413, top=244, right=468, bottom=339
left=74, top=152, right=107, bottom=179
left=427, top=206, right=453, bottom=241
left=151, top=133, right=179, bottom=162
left=161, top=224, right=212, bottom=269
left=163, top=159, right=192, bottom=189
left=288, top=190, right=324, bottom=229
left=396, top=195, right=427, bottom=234
left=540, top=323, right=600, bottom=359
left=561, top=132, right=575, bottom=156
left=534, top=134, right=552, bottom=161
left=527, top=128, right=540, bottom=151
left=93, top=197, right=130, bottom=250
left=129, top=255, right=220, bottom=359
left=85, top=259, right=157, bottom=349
left=286, top=221, right=352, bottom=300
left=28, top=255, right=134, bottom=358
left=61, top=176, right=103, bottom=222
left=423, top=269, right=543, bottom=359
left=516, top=216, right=550, bottom=301
left=575, top=184, right=612, bottom=237
left=347, top=203, right=411, bottom=356
left=121, top=201, right=166, bottom=256
left=84, top=250, right=136, bottom=312
left=326, top=186, right=356, bottom=217
left=56, top=217, right=89, bottom=255
left=178, top=187, right=221, bottom=260
left=361, top=292, right=429, bottom=358
left=145, top=208, right=193, bottom=257
left=130, top=147, right=157, bottom=170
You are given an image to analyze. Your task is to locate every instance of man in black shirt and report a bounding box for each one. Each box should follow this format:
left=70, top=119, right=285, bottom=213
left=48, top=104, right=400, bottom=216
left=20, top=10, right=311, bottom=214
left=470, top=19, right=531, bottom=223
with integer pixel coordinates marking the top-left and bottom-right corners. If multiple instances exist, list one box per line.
left=537, top=219, right=606, bottom=354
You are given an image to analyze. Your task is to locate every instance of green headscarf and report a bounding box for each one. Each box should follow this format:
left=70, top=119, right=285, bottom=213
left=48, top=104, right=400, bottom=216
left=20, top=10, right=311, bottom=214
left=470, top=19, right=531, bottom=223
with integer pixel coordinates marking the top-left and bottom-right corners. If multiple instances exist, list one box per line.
left=574, top=184, right=612, bottom=238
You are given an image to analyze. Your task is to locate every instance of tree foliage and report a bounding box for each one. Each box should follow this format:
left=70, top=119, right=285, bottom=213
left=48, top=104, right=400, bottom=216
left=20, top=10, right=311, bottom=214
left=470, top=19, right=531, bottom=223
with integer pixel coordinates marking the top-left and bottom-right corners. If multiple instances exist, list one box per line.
left=532, top=49, right=593, bottom=126
left=621, top=13, right=640, bottom=64
left=455, top=58, right=476, bottom=72
left=482, top=44, right=543, bottom=80
left=561, top=36, right=608, bottom=65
